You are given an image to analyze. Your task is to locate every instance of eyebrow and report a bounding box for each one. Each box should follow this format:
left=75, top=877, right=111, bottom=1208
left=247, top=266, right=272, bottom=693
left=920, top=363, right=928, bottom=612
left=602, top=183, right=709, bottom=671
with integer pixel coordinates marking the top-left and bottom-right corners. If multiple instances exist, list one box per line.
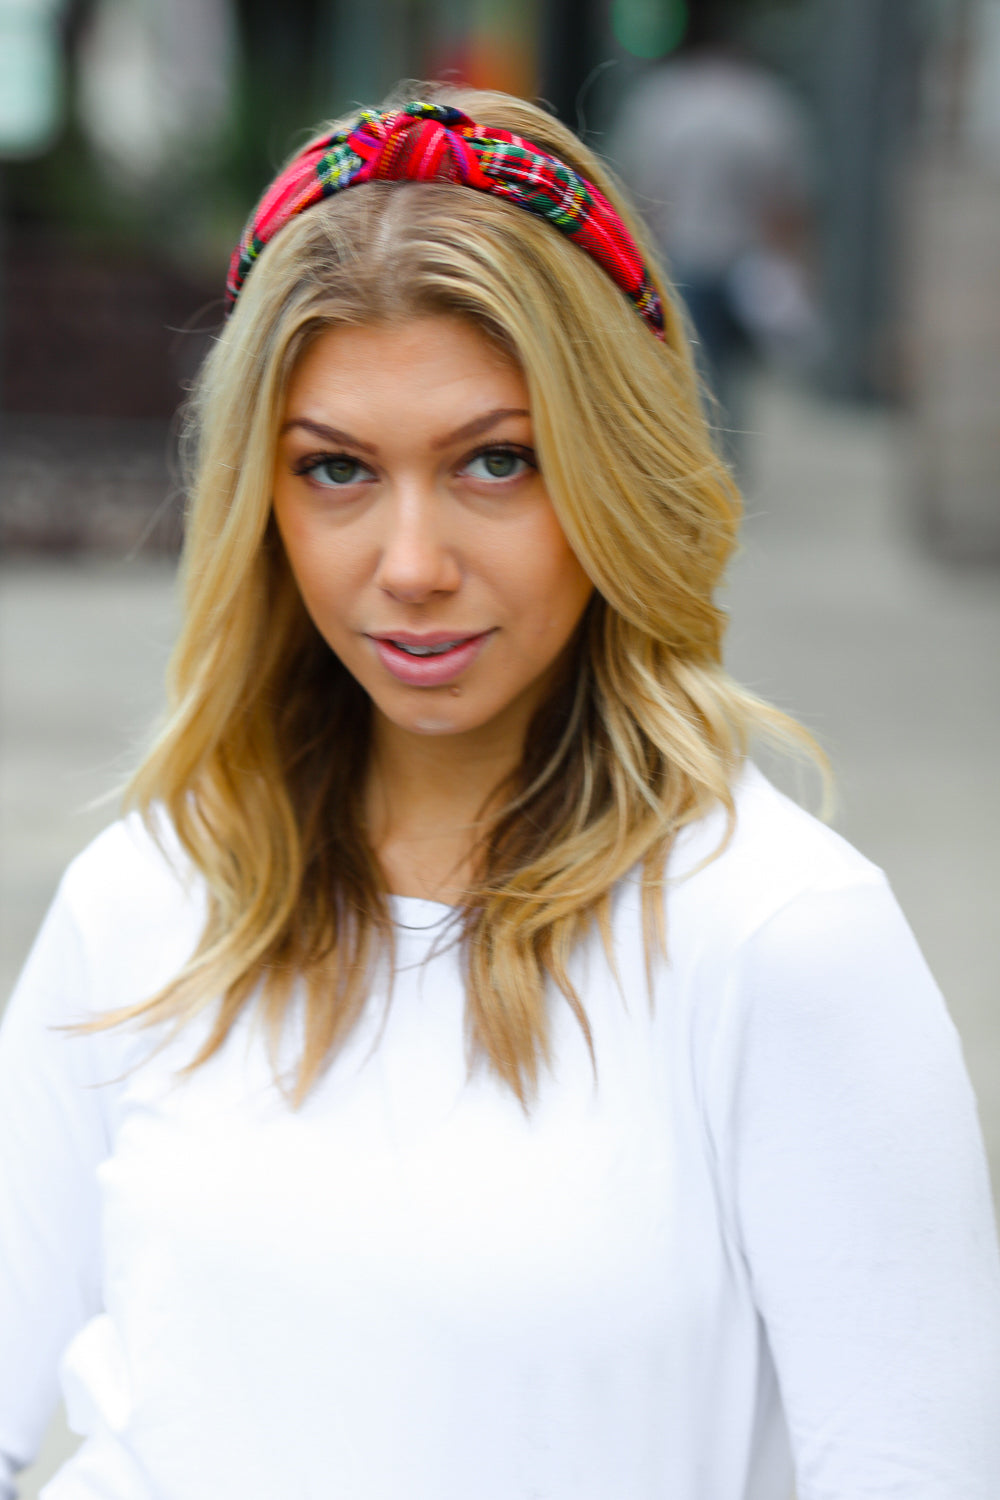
left=279, top=419, right=377, bottom=454
left=279, top=407, right=531, bottom=453
left=432, top=408, right=531, bottom=449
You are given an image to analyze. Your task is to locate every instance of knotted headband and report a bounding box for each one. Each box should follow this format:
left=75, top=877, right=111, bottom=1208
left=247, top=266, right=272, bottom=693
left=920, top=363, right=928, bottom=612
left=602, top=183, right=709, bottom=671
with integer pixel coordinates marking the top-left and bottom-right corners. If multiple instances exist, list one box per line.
left=226, top=101, right=665, bottom=339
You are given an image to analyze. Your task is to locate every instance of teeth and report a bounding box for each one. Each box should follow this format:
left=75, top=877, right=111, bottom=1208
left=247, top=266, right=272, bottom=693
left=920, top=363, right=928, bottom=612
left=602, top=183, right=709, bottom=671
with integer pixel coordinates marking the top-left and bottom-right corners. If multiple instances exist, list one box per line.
left=393, top=640, right=463, bottom=657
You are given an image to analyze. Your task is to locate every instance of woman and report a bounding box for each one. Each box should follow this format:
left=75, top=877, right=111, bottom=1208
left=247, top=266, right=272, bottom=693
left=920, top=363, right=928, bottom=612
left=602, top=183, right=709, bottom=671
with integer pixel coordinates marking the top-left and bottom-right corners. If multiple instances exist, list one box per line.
left=1, top=88, right=998, bottom=1500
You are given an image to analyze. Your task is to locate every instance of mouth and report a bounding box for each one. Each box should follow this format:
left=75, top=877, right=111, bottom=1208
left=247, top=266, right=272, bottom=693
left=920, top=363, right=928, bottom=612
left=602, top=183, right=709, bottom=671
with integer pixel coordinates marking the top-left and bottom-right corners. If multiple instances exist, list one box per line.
left=367, top=630, right=493, bottom=686
left=386, top=638, right=469, bottom=657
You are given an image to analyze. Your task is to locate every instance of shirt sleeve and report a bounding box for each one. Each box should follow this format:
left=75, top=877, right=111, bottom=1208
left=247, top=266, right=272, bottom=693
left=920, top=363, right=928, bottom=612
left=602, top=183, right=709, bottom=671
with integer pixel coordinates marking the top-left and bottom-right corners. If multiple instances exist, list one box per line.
left=0, top=882, right=113, bottom=1499
left=717, top=877, right=1000, bottom=1499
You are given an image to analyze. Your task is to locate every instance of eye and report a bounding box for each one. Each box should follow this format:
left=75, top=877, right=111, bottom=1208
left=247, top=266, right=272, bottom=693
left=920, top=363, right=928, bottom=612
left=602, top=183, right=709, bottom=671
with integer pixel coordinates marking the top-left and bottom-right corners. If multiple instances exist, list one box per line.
left=297, top=454, right=373, bottom=487
left=463, top=446, right=534, bottom=482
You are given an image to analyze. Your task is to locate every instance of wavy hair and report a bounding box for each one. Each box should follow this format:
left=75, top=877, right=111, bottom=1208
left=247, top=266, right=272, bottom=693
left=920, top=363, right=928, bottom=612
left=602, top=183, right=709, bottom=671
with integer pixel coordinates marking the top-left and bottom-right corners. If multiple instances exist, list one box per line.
left=106, top=84, right=822, bottom=1105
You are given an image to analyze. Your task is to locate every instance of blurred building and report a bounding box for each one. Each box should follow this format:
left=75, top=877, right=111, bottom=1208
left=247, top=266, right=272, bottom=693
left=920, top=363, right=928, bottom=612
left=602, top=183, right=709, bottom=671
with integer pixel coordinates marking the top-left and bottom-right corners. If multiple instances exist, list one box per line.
left=1, top=0, right=998, bottom=558
left=906, top=0, right=1000, bottom=560
left=0, top=0, right=545, bottom=548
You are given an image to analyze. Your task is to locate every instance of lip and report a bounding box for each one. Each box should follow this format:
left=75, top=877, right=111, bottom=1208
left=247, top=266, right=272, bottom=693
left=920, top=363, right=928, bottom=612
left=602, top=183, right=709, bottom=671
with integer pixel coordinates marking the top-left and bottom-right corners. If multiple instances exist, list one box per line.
left=367, top=630, right=494, bottom=686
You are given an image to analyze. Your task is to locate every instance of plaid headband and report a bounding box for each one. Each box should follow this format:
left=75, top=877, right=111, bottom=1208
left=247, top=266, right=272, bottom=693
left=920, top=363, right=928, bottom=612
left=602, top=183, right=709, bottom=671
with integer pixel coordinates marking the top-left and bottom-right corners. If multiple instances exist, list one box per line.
left=226, top=101, right=665, bottom=340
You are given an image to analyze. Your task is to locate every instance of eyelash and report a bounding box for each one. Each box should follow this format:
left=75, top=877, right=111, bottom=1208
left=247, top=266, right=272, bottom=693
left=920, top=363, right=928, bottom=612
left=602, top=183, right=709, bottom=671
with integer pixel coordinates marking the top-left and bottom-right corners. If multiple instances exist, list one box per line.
left=291, top=443, right=537, bottom=487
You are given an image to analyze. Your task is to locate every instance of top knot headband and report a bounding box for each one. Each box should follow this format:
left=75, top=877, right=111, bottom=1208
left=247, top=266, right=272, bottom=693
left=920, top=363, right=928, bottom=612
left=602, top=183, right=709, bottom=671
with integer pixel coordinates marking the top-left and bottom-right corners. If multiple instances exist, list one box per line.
left=226, top=101, right=665, bottom=340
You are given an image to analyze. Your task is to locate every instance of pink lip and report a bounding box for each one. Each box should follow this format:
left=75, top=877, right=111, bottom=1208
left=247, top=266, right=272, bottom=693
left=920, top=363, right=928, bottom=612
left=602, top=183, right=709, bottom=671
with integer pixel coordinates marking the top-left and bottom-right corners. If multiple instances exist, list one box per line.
left=367, top=630, right=494, bottom=686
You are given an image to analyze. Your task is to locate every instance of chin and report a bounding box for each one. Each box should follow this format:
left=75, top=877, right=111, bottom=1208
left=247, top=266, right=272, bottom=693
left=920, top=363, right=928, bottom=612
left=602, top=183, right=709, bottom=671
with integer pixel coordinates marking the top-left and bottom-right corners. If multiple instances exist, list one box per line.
left=376, top=696, right=473, bottom=736
left=409, top=712, right=467, bottom=735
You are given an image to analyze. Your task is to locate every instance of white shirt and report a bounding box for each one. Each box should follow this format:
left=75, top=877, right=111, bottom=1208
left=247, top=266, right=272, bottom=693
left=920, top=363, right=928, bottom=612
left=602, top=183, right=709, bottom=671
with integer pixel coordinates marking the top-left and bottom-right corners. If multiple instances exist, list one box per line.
left=1, top=767, right=998, bottom=1499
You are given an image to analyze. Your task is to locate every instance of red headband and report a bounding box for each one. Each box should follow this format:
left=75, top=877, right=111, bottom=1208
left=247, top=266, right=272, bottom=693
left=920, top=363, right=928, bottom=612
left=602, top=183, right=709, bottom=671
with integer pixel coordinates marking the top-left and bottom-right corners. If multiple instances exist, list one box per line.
left=227, top=101, right=665, bottom=340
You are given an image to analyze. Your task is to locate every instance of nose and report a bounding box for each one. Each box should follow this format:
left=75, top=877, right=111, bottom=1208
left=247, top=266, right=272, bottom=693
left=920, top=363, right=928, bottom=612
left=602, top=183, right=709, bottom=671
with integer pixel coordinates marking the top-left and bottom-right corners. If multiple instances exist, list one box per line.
left=373, top=485, right=461, bottom=604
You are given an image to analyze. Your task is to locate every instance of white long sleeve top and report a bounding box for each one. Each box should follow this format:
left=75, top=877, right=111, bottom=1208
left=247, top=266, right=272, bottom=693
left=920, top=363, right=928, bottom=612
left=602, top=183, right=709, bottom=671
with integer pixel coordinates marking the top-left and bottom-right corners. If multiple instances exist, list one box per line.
left=1, top=766, right=999, bottom=1500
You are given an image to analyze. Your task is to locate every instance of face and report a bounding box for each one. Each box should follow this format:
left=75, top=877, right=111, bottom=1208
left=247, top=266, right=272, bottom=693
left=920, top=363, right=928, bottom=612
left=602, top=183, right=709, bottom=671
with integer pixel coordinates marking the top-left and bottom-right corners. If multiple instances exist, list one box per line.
left=272, top=316, right=594, bottom=748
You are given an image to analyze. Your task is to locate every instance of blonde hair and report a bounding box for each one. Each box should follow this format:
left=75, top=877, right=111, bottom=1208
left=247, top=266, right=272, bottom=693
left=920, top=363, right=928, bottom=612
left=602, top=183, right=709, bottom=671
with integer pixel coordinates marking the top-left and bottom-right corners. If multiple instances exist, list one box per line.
left=109, top=84, right=822, bottom=1104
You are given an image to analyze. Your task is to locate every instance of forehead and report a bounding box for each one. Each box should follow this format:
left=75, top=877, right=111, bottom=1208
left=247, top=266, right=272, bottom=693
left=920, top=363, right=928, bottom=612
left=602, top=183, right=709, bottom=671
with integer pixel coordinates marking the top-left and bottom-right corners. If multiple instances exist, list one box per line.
left=283, top=315, right=527, bottom=419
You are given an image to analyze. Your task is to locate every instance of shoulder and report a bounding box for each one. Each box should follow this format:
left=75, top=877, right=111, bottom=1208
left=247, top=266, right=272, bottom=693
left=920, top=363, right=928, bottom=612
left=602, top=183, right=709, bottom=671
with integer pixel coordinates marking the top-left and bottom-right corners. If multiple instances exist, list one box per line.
left=60, top=808, right=200, bottom=922
left=645, top=771, right=966, bottom=1148
left=54, top=810, right=206, bottom=1005
left=664, top=763, right=886, bottom=954
left=605, top=763, right=894, bottom=1018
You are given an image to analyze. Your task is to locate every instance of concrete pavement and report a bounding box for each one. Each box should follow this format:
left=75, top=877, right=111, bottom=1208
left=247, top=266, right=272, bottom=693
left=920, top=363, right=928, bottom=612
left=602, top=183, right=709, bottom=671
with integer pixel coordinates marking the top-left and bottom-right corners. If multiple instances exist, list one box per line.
left=2, top=372, right=999, bottom=1496
left=726, top=375, right=1000, bottom=1164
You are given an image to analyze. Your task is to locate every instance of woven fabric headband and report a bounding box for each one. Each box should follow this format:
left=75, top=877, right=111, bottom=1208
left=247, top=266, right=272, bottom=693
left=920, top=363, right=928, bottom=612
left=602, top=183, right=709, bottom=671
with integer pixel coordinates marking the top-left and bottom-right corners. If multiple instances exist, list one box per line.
left=226, top=101, right=665, bottom=340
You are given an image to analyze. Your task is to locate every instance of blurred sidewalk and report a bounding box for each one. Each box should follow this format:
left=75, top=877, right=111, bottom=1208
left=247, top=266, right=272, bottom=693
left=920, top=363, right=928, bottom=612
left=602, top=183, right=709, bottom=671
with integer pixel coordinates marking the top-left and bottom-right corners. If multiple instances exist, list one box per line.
left=727, top=374, right=1000, bottom=1181
left=0, top=557, right=178, bottom=999
left=1, top=373, right=999, bottom=1495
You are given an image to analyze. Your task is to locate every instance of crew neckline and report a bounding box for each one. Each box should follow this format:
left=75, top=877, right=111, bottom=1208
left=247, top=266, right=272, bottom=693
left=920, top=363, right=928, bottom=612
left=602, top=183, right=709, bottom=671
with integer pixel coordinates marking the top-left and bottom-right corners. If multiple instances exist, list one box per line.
left=389, top=893, right=460, bottom=931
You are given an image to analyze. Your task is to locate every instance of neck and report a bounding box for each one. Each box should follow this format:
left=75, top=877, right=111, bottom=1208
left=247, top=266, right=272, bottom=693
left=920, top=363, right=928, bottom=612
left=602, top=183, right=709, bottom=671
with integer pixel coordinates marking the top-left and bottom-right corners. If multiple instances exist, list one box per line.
left=365, top=716, right=524, bottom=903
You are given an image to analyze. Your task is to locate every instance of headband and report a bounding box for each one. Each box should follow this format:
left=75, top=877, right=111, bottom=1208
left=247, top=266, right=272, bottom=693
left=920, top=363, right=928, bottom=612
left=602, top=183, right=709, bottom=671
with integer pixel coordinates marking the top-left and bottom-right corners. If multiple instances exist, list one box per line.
left=226, top=101, right=665, bottom=340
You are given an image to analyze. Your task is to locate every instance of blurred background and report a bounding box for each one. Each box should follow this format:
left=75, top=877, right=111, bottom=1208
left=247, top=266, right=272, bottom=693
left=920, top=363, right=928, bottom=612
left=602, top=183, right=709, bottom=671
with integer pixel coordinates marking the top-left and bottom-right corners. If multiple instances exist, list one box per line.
left=1, top=1, right=999, bottom=1492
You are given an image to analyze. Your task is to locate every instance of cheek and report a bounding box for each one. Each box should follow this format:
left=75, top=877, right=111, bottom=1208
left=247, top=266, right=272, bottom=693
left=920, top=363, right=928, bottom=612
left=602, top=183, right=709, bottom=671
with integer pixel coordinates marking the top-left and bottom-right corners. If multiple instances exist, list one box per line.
left=282, top=548, right=330, bottom=624
left=516, top=521, right=593, bottom=636
left=275, top=516, right=353, bottom=634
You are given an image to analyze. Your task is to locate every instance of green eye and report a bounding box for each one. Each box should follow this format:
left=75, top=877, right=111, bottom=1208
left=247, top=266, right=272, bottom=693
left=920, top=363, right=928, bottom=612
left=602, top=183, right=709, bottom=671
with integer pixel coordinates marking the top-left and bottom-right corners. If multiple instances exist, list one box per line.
left=312, top=456, right=366, bottom=486
left=466, top=449, right=530, bottom=481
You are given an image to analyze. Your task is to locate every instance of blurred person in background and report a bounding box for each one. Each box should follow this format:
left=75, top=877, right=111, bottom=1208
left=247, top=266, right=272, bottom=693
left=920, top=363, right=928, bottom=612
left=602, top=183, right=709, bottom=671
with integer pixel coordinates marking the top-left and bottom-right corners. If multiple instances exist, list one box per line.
left=1, top=82, right=999, bottom=1500
left=610, top=2, right=822, bottom=438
